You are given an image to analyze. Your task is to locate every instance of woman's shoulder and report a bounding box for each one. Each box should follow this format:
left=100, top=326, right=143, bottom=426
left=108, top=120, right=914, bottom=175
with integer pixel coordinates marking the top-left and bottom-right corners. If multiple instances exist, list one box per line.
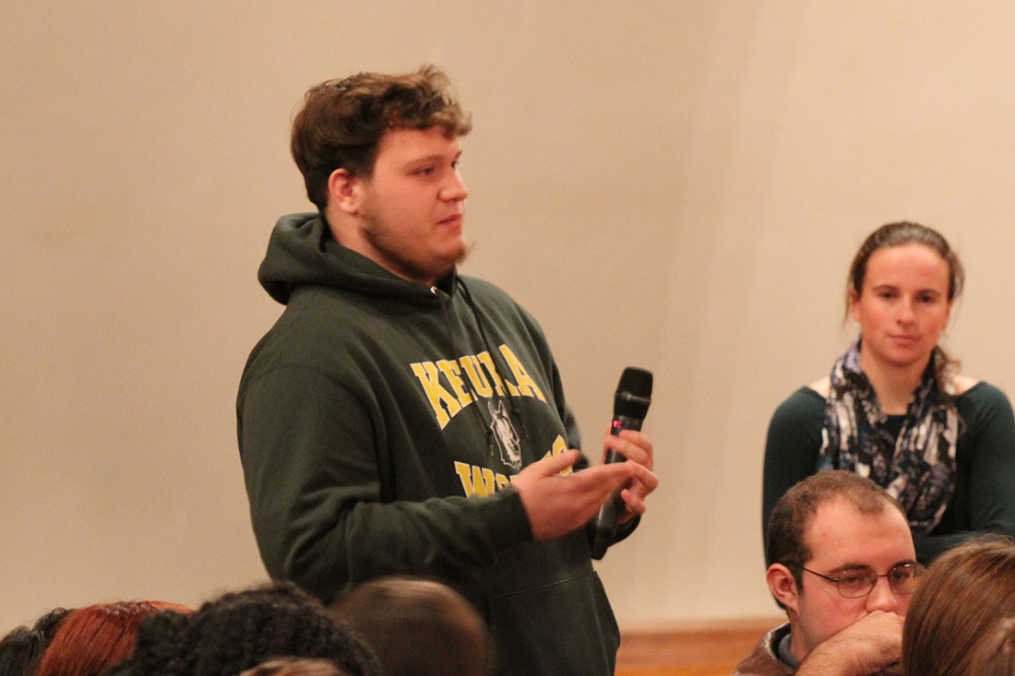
left=766, top=383, right=825, bottom=453
left=954, top=376, right=1013, bottom=411
left=770, top=381, right=826, bottom=426
left=953, top=374, right=980, bottom=396
left=953, top=378, right=1015, bottom=448
left=807, top=376, right=831, bottom=398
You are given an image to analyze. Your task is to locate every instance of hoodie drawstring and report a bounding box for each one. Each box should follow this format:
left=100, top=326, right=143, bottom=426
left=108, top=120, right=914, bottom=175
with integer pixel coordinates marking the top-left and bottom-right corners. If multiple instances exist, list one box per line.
left=436, top=286, right=498, bottom=459
left=457, top=280, right=530, bottom=441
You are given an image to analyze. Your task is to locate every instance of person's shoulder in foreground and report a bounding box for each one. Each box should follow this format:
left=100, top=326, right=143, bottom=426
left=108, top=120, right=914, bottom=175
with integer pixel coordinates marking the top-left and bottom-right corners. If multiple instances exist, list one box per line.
left=736, top=470, right=918, bottom=675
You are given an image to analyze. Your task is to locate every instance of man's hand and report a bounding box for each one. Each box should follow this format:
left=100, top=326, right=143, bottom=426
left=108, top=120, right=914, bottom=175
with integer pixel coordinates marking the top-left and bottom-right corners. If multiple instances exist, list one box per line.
left=797, top=611, right=904, bottom=676
left=602, top=429, right=658, bottom=524
left=513, top=449, right=634, bottom=541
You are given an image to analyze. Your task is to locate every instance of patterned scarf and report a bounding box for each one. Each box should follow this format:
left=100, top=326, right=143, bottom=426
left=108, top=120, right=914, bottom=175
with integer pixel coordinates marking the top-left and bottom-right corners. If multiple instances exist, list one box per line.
left=817, top=341, right=958, bottom=535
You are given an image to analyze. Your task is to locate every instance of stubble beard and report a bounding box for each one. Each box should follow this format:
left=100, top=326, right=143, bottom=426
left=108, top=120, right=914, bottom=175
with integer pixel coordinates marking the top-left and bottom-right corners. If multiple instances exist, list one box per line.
left=361, top=216, right=472, bottom=284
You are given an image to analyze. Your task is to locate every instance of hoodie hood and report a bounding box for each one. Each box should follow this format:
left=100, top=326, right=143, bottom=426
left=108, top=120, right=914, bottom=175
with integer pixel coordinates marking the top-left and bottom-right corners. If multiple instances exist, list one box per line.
left=257, top=212, right=454, bottom=305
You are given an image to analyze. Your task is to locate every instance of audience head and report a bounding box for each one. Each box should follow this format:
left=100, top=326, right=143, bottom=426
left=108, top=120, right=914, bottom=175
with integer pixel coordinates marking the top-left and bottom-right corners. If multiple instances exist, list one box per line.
left=32, top=601, right=187, bottom=676
left=0, top=607, right=72, bottom=676
left=845, top=221, right=962, bottom=382
left=902, top=535, right=1015, bottom=676
left=330, top=576, right=491, bottom=676
left=105, top=581, right=379, bottom=676
left=766, top=470, right=918, bottom=662
left=965, top=617, right=1015, bottom=676
left=846, top=221, right=964, bottom=312
left=291, top=64, right=472, bottom=211
left=240, top=657, right=349, bottom=676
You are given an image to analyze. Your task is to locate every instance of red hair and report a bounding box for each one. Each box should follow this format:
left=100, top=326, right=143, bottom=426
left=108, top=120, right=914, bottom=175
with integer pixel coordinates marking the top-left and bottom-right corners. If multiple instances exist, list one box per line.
left=34, top=601, right=190, bottom=676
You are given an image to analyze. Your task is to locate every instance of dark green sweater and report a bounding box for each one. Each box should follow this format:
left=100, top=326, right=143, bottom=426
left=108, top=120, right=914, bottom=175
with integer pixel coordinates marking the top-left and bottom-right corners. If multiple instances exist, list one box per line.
left=763, top=382, right=1015, bottom=563
left=238, top=213, right=621, bottom=676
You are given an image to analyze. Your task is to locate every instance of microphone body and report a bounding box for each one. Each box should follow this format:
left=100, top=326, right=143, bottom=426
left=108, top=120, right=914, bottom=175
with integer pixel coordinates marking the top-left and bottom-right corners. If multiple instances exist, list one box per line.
left=590, top=367, right=652, bottom=560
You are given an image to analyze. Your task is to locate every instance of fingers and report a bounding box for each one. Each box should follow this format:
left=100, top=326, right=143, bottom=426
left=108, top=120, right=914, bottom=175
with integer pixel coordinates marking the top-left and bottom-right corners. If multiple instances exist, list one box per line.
left=516, top=452, right=635, bottom=541
left=602, top=429, right=654, bottom=471
left=574, top=460, right=634, bottom=497
left=560, top=462, right=635, bottom=523
left=528, top=448, right=582, bottom=477
left=619, top=462, right=659, bottom=511
left=628, top=458, right=659, bottom=491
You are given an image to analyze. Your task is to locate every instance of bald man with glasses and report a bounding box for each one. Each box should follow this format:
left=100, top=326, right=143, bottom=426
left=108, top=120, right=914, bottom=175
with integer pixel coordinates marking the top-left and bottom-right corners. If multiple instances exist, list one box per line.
left=734, top=470, right=922, bottom=675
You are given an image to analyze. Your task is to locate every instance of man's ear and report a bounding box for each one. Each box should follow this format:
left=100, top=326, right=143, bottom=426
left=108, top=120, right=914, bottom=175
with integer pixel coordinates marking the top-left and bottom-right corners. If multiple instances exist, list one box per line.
left=328, top=168, right=362, bottom=215
left=767, top=564, right=801, bottom=613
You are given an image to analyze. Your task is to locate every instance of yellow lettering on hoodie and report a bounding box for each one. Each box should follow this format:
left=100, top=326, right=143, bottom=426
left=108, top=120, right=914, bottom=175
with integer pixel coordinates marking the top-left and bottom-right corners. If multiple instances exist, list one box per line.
left=455, top=435, right=570, bottom=496
left=477, top=351, right=518, bottom=396
left=454, top=462, right=505, bottom=497
left=459, top=355, right=494, bottom=398
left=410, top=362, right=461, bottom=428
left=437, top=359, right=474, bottom=409
left=499, top=345, right=546, bottom=402
left=412, top=345, right=547, bottom=427
left=548, top=434, right=573, bottom=475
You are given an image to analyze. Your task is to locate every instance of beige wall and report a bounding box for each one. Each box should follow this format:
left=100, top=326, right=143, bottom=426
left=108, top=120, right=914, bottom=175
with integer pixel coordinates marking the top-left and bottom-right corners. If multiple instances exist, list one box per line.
left=4, top=1, right=1015, bottom=630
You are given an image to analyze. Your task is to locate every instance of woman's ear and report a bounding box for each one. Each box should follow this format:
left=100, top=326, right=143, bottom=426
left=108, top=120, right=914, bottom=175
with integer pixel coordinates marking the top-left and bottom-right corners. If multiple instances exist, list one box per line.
left=848, top=288, right=862, bottom=323
left=767, top=564, right=801, bottom=613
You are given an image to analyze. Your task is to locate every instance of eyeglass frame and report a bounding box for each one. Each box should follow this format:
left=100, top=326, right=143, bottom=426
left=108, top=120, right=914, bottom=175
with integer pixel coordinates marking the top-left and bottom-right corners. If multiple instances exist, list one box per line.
left=790, top=562, right=925, bottom=599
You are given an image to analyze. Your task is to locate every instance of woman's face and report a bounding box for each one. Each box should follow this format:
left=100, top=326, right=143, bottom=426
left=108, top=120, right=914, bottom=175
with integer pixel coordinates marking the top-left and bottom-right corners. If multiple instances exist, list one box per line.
left=850, top=243, right=952, bottom=372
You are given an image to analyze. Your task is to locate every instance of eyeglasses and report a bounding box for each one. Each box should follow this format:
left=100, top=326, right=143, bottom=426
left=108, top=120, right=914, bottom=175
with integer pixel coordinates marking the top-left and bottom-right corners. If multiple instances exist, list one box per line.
left=797, top=562, right=924, bottom=598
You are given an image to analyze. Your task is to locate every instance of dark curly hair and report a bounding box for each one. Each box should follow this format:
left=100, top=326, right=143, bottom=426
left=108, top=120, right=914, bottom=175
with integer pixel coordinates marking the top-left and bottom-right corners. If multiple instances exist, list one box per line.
left=103, top=583, right=379, bottom=676
left=0, top=607, right=72, bottom=676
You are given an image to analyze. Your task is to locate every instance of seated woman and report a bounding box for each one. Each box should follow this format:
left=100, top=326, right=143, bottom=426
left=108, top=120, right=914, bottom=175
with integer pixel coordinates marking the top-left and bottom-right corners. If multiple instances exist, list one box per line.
left=33, top=601, right=188, bottom=676
left=902, top=535, right=1015, bottom=675
left=763, top=222, right=1015, bottom=563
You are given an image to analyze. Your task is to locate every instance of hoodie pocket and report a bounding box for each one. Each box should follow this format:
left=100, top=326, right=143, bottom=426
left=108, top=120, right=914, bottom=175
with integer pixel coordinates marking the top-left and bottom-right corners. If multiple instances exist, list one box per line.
left=486, top=570, right=619, bottom=676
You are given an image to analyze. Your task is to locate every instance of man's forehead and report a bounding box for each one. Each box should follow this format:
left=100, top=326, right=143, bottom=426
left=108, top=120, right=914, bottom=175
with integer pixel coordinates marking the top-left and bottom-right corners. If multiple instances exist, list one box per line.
left=379, top=126, right=460, bottom=149
left=803, top=495, right=915, bottom=567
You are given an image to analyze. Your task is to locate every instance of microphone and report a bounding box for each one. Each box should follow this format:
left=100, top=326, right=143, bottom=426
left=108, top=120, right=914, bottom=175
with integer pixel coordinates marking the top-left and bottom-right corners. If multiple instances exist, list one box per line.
left=590, top=367, right=652, bottom=560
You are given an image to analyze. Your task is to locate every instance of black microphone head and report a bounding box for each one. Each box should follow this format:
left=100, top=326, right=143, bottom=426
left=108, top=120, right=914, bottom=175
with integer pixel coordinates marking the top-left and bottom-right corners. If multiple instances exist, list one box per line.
left=614, top=367, right=652, bottom=418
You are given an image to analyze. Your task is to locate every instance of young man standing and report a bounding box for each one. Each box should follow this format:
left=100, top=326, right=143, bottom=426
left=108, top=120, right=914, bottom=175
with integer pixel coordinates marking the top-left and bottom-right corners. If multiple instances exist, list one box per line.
left=237, top=66, right=657, bottom=676
left=735, top=471, right=919, bottom=675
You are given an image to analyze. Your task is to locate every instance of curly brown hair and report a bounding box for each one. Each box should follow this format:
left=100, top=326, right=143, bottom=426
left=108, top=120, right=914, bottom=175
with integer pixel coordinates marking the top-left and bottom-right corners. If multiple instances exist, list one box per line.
left=290, top=65, right=472, bottom=211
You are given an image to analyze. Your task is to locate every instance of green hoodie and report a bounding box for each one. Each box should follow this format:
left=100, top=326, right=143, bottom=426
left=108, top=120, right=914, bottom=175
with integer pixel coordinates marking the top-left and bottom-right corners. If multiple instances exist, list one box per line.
left=237, top=213, right=621, bottom=675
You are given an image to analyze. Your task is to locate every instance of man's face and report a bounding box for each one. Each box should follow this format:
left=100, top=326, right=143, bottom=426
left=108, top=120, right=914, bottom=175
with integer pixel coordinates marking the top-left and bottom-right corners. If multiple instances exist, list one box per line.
left=788, top=496, right=916, bottom=661
left=351, top=126, right=468, bottom=285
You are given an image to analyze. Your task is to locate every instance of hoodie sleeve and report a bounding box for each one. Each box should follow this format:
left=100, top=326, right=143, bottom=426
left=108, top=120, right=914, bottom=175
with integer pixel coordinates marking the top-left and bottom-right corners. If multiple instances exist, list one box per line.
left=238, top=365, right=534, bottom=604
